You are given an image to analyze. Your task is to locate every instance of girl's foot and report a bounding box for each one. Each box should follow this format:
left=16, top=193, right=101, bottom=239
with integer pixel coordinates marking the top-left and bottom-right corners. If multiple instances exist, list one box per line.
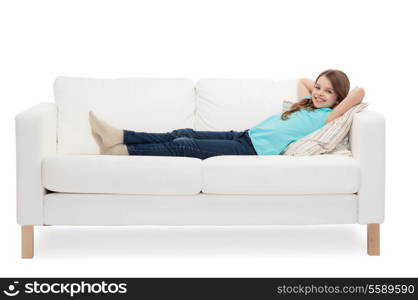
left=89, top=111, right=124, bottom=148
left=91, top=130, right=111, bottom=154
left=102, top=144, right=129, bottom=155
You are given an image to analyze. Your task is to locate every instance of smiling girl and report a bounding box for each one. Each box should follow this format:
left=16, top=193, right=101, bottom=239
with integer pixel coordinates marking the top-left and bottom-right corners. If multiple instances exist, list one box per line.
left=89, top=69, right=365, bottom=158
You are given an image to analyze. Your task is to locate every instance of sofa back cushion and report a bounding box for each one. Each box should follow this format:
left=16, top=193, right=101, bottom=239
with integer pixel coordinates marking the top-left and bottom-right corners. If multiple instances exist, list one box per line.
left=54, top=77, right=195, bottom=154
left=194, top=79, right=297, bottom=130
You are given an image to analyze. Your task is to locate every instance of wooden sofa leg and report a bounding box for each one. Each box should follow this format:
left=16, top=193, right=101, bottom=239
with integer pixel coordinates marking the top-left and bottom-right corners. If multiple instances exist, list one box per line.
left=21, top=225, right=34, bottom=259
left=367, top=224, right=380, bottom=256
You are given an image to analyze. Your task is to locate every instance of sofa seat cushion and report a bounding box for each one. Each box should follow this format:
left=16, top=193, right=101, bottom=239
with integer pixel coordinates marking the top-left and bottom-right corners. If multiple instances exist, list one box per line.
left=202, top=154, right=360, bottom=195
left=42, top=154, right=202, bottom=195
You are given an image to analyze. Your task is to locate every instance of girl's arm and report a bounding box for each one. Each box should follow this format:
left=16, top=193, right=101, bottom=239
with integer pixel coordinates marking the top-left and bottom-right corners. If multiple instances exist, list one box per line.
left=297, top=78, right=315, bottom=99
left=326, top=87, right=365, bottom=123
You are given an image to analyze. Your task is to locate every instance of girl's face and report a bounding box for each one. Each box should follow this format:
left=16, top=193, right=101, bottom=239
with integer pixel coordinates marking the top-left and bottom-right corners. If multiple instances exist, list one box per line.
left=312, top=76, right=338, bottom=108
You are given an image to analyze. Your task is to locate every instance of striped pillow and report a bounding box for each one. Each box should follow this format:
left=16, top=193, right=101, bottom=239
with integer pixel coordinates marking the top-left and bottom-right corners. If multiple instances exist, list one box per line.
left=281, top=100, right=368, bottom=156
left=282, top=100, right=353, bottom=155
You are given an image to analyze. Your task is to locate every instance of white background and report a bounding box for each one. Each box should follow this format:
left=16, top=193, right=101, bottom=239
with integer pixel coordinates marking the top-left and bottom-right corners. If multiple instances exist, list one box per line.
left=1, top=0, right=417, bottom=277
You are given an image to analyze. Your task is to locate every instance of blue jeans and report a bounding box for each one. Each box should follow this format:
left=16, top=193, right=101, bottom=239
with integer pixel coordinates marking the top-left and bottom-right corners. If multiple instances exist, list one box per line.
left=123, top=128, right=258, bottom=159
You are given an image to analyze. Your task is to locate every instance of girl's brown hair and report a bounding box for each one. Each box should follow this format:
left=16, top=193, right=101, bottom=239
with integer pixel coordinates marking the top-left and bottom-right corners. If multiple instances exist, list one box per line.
left=280, top=69, right=350, bottom=120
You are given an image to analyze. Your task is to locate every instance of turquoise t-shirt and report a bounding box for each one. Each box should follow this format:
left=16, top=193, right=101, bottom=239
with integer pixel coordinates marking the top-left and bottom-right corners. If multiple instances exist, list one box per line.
left=248, top=107, right=332, bottom=155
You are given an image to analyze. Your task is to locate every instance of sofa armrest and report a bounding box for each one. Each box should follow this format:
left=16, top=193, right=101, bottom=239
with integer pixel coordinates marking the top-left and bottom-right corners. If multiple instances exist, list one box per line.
left=15, top=103, right=57, bottom=225
left=349, top=109, right=385, bottom=224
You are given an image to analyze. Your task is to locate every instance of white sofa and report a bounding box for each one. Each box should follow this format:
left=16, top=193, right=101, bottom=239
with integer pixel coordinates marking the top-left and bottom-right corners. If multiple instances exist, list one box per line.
left=15, top=77, right=385, bottom=258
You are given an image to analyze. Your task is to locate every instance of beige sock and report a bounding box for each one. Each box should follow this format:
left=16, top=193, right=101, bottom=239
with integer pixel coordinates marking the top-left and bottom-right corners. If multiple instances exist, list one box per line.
left=91, top=130, right=108, bottom=154
left=102, top=144, right=129, bottom=155
left=89, top=111, right=124, bottom=148
left=91, top=129, right=126, bottom=154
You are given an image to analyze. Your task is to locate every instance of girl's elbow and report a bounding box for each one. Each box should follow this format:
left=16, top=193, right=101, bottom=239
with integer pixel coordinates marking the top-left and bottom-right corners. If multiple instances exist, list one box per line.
left=297, top=78, right=306, bottom=86
left=355, top=87, right=365, bottom=102
left=355, top=87, right=365, bottom=96
left=298, top=78, right=312, bottom=85
left=359, top=88, right=365, bottom=101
